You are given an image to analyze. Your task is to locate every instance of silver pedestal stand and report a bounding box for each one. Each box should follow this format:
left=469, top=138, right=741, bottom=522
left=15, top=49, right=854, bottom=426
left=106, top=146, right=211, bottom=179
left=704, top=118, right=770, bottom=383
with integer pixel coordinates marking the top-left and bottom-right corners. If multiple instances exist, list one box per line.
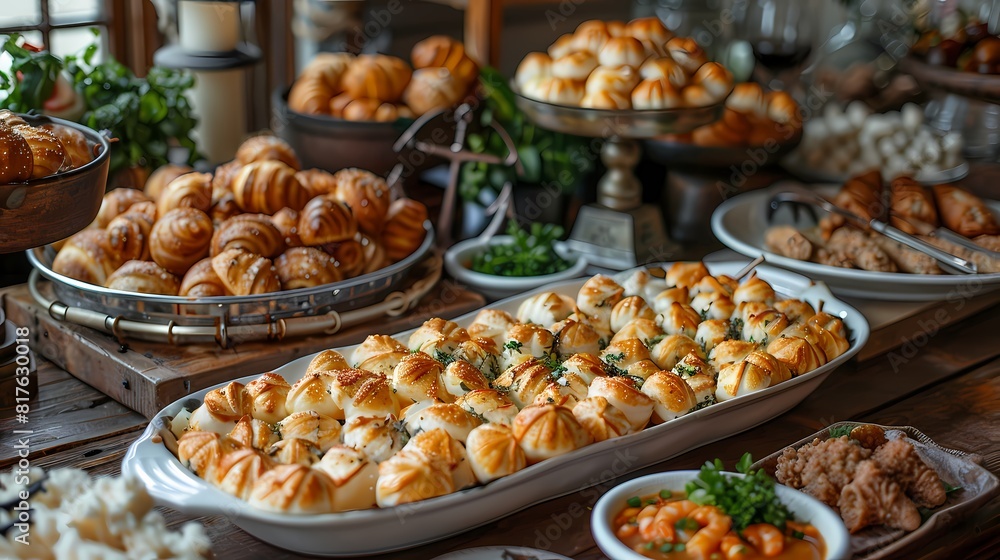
left=513, top=92, right=725, bottom=269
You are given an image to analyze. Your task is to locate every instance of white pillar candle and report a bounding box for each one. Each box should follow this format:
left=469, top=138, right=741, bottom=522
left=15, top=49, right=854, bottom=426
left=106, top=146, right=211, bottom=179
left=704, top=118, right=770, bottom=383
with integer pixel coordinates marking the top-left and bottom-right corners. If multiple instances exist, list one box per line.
left=178, top=1, right=241, bottom=54
left=187, top=68, right=248, bottom=164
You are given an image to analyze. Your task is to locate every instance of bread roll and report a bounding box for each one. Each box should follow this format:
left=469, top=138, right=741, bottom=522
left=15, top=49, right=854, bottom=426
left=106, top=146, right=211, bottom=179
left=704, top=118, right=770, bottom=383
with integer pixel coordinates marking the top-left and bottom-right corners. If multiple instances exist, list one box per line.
left=610, top=318, right=662, bottom=346
left=692, top=61, right=733, bottom=101
left=573, top=396, right=634, bottom=442
left=249, top=464, right=338, bottom=514
left=632, top=77, right=682, bottom=110
left=96, top=188, right=152, bottom=228
left=331, top=167, right=390, bottom=236
left=342, top=374, right=400, bottom=420
left=149, top=207, right=214, bottom=275
left=307, top=349, right=350, bottom=375
left=649, top=333, right=703, bottom=370
left=524, top=76, right=586, bottom=105
left=765, top=90, right=800, bottom=126
left=585, top=65, right=639, bottom=97
left=513, top=403, right=592, bottom=464
left=515, top=52, right=553, bottom=90
left=376, top=449, right=454, bottom=507
left=270, top=207, right=303, bottom=247
left=598, top=36, right=648, bottom=68
left=576, top=274, right=625, bottom=333
left=210, top=192, right=242, bottom=225
left=642, top=370, right=698, bottom=423
left=403, top=402, right=481, bottom=443
left=550, top=319, right=602, bottom=358
left=552, top=51, right=599, bottom=81
left=212, top=159, right=242, bottom=201
left=0, top=122, right=33, bottom=182
left=766, top=335, right=827, bottom=376
left=493, top=360, right=553, bottom=409
left=681, top=83, right=715, bottom=107
left=572, top=24, right=611, bottom=55
left=285, top=372, right=341, bottom=418
left=343, top=414, right=406, bottom=462
left=360, top=233, right=387, bottom=274
left=227, top=415, right=279, bottom=450
left=157, top=172, right=213, bottom=218
left=274, top=246, right=342, bottom=289
left=326, top=237, right=366, bottom=278
left=343, top=54, right=412, bottom=103
left=236, top=135, right=301, bottom=170
left=301, top=52, right=354, bottom=91
left=548, top=33, right=577, bottom=59
left=403, top=67, right=467, bottom=115
left=639, top=57, right=687, bottom=87
left=288, top=73, right=336, bottom=115
left=41, top=123, right=91, bottom=169
left=391, top=352, right=448, bottom=404
left=105, top=260, right=180, bottom=295
left=581, top=90, right=631, bottom=109
left=189, top=381, right=253, bottom=435
left=411, top=35, right=479, bottom=86
left=144, top=163, right=193, bottom=202
left=627, top=17, right=673, bottom=57
left=105, top=210, right=153, bottom=262
left=179, top=258, right=228, bottom=297
left=297, top=195, right=355, bottom=246
left=51, top=229, right=118, bottom=285
left=232, top=160, right=310, bottom=214
left=665, top=37, right=708, bottom=74
left=211, top=248, right=281, bottom=295
left=380, top=198, right=428, bottom=261
left=212, top=214, right=286, bottom=258
left=13, top=124, right=66, bottom=178
left=465, top=423, right=526, bottom=483
left=516, top=291, right=575, bottom=326
left=932, top=184, right=1000, bottom=237
left=313, top=445, right=379, bottom=512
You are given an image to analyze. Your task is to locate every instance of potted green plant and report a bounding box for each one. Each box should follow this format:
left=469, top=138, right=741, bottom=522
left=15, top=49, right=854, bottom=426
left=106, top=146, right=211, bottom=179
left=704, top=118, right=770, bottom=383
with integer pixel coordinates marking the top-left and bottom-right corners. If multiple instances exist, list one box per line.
left=458, top=67, right=595, bottom=238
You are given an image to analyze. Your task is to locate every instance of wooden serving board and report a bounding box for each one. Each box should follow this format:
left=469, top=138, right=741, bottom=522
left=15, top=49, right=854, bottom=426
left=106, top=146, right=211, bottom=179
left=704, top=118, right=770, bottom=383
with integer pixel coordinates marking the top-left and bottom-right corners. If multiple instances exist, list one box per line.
left=1, top=281, right=484, bottom=419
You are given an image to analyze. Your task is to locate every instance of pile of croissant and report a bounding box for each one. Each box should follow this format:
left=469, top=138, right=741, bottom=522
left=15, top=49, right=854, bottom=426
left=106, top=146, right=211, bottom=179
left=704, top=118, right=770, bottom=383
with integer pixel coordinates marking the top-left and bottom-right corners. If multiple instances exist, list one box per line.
left=0, top=110, right=94, bottom=183
left=663, top=82, right=802, bottom=147
left=765, top=171, right=1000, bottom=274
left=288, top=36, right=478, bottom=121
left=171, top=263, right=849, bottom=514
left=515, top=18, right=733, bottom=110
left=51, top=135, right=429, bottom=295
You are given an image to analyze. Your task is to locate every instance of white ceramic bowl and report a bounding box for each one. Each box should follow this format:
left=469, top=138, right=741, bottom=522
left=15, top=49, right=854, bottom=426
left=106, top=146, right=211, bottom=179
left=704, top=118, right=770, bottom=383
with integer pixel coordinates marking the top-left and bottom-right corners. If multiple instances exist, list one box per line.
left=444, top=235, right=588, bottom=299
left=592, top=471, right=850, bottom=560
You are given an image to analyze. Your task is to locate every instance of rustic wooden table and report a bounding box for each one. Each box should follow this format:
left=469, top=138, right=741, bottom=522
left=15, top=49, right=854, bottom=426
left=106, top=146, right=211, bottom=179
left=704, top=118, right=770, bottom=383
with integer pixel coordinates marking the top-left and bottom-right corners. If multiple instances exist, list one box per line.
left=1, top=296, right=998, bottom=559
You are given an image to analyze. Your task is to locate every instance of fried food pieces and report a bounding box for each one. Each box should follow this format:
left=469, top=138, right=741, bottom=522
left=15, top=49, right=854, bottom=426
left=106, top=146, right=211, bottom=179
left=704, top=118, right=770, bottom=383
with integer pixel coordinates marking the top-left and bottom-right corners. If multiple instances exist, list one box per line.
left=776, top=426, right=948, bottom=534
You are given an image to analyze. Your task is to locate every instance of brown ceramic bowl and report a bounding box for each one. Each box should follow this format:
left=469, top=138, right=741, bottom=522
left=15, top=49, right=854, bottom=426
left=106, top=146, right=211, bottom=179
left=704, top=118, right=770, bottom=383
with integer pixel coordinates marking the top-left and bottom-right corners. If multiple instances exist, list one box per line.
left=0, top=114, right=110, bottom=253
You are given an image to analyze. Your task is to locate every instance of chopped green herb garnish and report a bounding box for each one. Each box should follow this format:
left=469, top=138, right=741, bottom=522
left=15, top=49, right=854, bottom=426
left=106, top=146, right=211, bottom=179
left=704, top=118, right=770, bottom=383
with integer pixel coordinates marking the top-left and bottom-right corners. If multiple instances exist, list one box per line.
left=943, top=481, right=962, bottom=494
left=675, top=363, right=698, bottom=377
left=660, top=542, right=674, bottom=553
left=659, top=489, right=672, bottom=499
left=675, top=517, right=699, bottom=532
left=605, top=352, right=625, bottom=363
left=644, top=334, right=666, bottom=349
left=828, top=424, right=856, bottom=439
left=792, top=530, right=805, bottom=539
left=725, top=318, right=744, bottom=341
left=470, top=222, right=572, bottom=277
left=674, top=543, right=686, bottom=552
left=627, top=496, right=641, bottom=508
left=503, top=340, right=523, bottom=352
left=684, top=452, right=791, bottom=531
left=434, top=350, right=456, bottom=367
left=645, top=498, right=657, bottom=506
left=643, top=542, right=655, bottom=550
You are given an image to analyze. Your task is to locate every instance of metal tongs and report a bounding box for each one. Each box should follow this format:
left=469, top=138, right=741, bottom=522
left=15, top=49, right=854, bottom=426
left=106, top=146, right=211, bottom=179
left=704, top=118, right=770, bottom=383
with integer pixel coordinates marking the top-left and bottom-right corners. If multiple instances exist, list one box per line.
left=768, top=183, right=979, bottom=275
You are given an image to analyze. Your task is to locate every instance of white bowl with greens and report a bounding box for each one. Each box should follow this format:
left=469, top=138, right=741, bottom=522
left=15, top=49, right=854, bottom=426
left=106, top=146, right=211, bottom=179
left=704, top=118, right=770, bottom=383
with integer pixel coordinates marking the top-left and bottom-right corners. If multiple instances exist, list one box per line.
left=444, top=224, right=587, bottom=299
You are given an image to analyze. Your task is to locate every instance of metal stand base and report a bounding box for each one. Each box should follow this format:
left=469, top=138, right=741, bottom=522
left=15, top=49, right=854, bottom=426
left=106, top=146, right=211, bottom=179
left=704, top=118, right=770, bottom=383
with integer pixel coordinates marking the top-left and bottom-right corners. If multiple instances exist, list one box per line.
left=566, top=204, right=675, bottom=270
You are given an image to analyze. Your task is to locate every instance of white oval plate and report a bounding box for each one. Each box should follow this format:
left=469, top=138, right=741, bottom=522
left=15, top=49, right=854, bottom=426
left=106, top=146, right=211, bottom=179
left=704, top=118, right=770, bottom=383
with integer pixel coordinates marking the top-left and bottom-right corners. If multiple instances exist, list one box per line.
left=122, top=261, right=869, bottom=557
left=711, top=186, right=1000, bottom=301
left=432, top=546, right=573, bottom=560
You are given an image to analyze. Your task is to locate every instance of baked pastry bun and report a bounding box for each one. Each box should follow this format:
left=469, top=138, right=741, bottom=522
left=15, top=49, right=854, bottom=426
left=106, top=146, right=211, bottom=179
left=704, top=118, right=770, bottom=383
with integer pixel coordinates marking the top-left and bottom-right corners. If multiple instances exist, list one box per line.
left=516, top=291, right=575, bottom=325
left=391, top=352, right=449, bottom=404
left=149, top=207, right=214, bottom=276
left=288, top=74, right=336, bottom=115
left=212, top=214, right=286, bottom=258
left=236, top=135, right=301, bottom=171
left=270, top=207, right=303, bottom=247
left=381, top=198, right=428, bottom=261
left=581, top=90, right=632, bottom=110
left=632, top=77, right=683, bottom=109
left=210, top=248, right=281, bottom=295
left=106, top=260, right=180, bottom=295
left=14, top=124, right=67, bottom=178
left=313, top=445, right=379, bottom=512
left=467, top=309, right=517, bottom=347
left=403, top=67, right=467, bottom=115
left=403, top=428, right=476, bottom=490
left=522, top=76, right=586, bottom=105
left=513, top=403, right=592, bottom=464
left=550, top=319, right=602, bottom=358
left=375, top=449, right=454, bottom=507
left=571, top=24, right=612, bottom=55
left=249, top=464, right=338, bottom=514
left=231, top=160, right=310, bottom=214
left=300, top=52, right=355, bottom=92
left=665, top=37, right=708, bottom=74
left=639, top=57, right=687, bottom=87
left=144, top=164, right=193, bottom=202
left=343, top=414, right=406, bottom=463
left=932, top=184, right=1000, bottom=237
left=157, top=172, right=213, bottom=218
left=548, top=34, right=577, bottom=59
left=106, top=209, right=153, bottom=263
left=641, top=370, right=698, bottom=423
left=465, top=423, right=527, bottom=483
left=402, top=402, right=482, bottom=443
left=494, top=360, right=554, bottom=409
left=626, top=17, right=673, bottom=57
left=610, top=318, right=663, bottom=346
left=332, top=167, right=390, bottom=237
left=211, top=159, right=242, bottom=200
left=515, top=52, right=554, bottom=90
left=342, top=54, right=412, bottom=103
left=275, top=247, right=342, bottom=289
left=598, top=36, right=648, bottom=68
left=0, top=122, right=33, bottom=182
left=573, top=396, right=634, bottom=442
left=298, top=195, right=358, bottom=246
left=587, top=376, right=654, bottom=431
left=551, top=51, right=600, bottom=81
left=96, top=188, right=152, bottom=228
left=189, top=381, right=253, bottom=435
left=692, top=61, right=733, bottom=101
left=243, top=373, right=292, bottom=426
left=411, top=35, right=479, bottom=86
left=179, top=258, right=228, bottom=297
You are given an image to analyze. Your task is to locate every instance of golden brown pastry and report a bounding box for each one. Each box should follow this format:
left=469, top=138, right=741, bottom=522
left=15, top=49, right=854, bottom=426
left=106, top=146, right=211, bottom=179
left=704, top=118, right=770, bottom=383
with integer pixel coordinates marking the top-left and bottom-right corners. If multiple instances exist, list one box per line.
left=631, top=77, right=682, bottom=110
left=210, top=192, right=242, bottom=225
left=338, top=98, right=381, bottom=122
left=391, top=352, right=449, bottom=404
left=0, top=110, right=27, bottom=128
left=465, top=423, right=527, bottom=483
left=766, top=336, right=827, bottom=376
left=274, top=247, right=342, bottom=289
left=300, top=52, right=354, bottom=92
left=598, top=36, right=648, bottom=68
left=765, top=225, right=813, bottom=261
left=375, top=449, right=454, bottom=507
left=411, top=35, right=479, bottom=87
left=641, top=370, right=698, bottom=423
left=665, top=37, right=708, bottom=74
left=179, top=258, right=228, bottom=297
left=41, top=123, right=91, bottom=169
left=359, top=234, right=387, bottom=274
left=13, top=124, right=66, bottom=178
left=514, top=52, right=553, bottom=90
left=521, top=76, right=585, bottom=105
left=342, top=54, right=412, bottom=103
left=157, top=172, right=213, bottom=218
left=51, top=229, right=120, bottom=285
left=143, top=163, right=193, bottom=202
left=235, top=135, right=301, bottom=170
left=932, top=184, right=1000, bottom=237
left=587, top=376, right=654, bottom=431
left=571, top=23, right=611, bottom=54
left=249, top=464, right=338, bottom=514
left=211, top=248, right=281, bottom=295
left=627, top=17, right=673, bottom=56
left=838, top=461, right=922, bottom=534
left=572, top=396, right=634, bottom=442
left=403, top=67, right=467, bottom=117
left=0, top=122, right=33, bottom=182
left=288, top=74, right=336, bottom=115
left=267, top=437, right=324, bottom=466
left=326, top=238, right=366, bottom=278
left=493, top=360, right=554, bottom=409
left=513, top=403, right=592, bottom=464
left=889, top=177, right=938, bottom=234
left=692, top=61, right=733, bottom=101
left=298, top=195, right=358, bottom=246
left=95, top=188, right=152, bottom=228
left=149, top=207, right=214, bottom=276
left=211, top=214, right=286, bottom=258
left=551, top=51, right=600, bottom=81
left=275, top=410, right=340, bottom=452
left=189, top=381, right=254, bottom=434
left=821, top=170, right=882, bottom=236
left=212, top=159, right=242, bottom=200
left=231, top=160, right=310, bottom=214
left=307, top=349, right=350, bottom=375
left=270, top=207, right=303, bottom=247
left=295, top=168, right=339, bottom=198
left=105, top=210, right=153, bottom=262
left=331, top=167, right=391, bottom=237
left=105, top=260, right=181, bottom=295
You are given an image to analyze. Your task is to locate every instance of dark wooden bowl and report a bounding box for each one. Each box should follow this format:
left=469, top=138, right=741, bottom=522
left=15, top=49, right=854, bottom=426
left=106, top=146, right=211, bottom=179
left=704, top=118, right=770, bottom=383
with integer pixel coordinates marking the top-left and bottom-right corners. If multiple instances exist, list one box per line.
left=901, top=55, right=1000, bottom=105
left=0, top=115, right=110, bottom=254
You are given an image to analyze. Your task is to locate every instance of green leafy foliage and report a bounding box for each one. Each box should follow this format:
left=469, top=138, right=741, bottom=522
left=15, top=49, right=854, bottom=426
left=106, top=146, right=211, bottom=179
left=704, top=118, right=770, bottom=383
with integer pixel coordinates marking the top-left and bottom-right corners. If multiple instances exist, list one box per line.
left=0, top=35, right=64, bottom=111
left=459, top=67, right=594, bottom=202
left=471, top=222, right=572, bottom=277
left=685, top=453, right=792, bottom=532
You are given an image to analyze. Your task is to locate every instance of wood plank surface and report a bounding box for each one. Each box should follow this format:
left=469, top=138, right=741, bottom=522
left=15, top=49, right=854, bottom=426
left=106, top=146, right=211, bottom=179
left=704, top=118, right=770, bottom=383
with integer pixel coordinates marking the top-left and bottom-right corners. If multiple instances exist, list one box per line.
left=2, top=279, right=485, bottom=418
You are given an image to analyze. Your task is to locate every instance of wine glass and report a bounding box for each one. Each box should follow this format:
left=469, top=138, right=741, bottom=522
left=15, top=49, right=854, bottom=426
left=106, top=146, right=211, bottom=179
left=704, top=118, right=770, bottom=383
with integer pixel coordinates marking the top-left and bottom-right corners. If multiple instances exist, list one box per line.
left=737, top=0, right=815, bottom=92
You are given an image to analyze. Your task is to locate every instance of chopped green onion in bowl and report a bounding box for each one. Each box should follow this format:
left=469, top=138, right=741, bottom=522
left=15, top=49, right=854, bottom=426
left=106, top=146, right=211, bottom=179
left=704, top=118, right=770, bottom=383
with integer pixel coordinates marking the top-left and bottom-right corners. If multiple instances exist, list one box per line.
left=471, top=222, right=573, bottom=277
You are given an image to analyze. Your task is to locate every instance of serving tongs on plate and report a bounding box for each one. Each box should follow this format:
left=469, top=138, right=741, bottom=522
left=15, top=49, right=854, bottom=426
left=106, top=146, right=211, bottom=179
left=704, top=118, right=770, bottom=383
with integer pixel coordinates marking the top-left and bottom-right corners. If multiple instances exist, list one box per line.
left=767, top=183, right=979, bottom=275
